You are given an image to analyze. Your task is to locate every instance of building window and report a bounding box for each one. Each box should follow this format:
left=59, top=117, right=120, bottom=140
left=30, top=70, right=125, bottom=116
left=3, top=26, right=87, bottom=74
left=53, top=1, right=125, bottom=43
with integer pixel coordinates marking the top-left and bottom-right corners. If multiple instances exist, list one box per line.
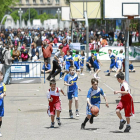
left=40, top=0, right=43, bottom=4
left=40, top=10, right=43, bottom=14
left=33, top=0, right=36, bottom=4
left=26, top=0, right=29, bottom=4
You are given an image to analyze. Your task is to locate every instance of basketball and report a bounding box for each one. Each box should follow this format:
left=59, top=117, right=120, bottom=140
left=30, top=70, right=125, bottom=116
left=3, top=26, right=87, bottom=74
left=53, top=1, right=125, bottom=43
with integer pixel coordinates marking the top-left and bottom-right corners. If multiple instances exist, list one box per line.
left=90, top=106, right=99, bottom=115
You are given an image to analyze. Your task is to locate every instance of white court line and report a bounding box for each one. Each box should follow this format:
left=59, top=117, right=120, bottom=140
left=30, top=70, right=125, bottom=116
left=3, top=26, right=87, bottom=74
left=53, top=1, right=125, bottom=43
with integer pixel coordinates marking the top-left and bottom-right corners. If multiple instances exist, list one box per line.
left=7, top=89, right=40, bottom=91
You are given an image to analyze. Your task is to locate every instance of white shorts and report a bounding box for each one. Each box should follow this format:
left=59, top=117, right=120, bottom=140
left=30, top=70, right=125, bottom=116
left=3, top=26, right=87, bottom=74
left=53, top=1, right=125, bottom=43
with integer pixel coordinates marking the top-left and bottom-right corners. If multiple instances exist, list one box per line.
left=117, top=61, right=122, bottom=69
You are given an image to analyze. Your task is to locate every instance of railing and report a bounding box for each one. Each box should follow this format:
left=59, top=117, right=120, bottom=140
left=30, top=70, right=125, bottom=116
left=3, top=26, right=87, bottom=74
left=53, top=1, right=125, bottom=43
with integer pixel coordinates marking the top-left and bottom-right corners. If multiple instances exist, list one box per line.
left=10, top=61, right=46, bottom=84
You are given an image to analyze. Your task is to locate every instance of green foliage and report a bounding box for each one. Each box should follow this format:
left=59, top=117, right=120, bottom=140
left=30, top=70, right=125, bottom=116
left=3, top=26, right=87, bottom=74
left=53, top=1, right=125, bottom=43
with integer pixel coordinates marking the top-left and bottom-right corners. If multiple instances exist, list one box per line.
left=0, top=0, right=19, bottom=21
left=38, top=13, right=55, bottom=23
left=22, top=8, right=38, bottom=23
left=10, top=10, right=20, bottom=23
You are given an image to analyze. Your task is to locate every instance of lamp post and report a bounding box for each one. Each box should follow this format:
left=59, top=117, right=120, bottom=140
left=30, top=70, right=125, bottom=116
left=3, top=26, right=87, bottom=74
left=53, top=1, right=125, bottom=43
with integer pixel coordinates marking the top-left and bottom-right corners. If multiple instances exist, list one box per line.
left=18, top=8, right=23, bottom=28
left=56, top=8, right=61, bottom=29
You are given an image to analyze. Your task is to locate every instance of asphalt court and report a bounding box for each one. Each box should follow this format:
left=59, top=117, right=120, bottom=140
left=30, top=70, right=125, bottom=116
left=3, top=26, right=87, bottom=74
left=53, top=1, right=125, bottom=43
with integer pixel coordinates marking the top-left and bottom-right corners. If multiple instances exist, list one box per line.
left=1, top=61, right=140, bottom=140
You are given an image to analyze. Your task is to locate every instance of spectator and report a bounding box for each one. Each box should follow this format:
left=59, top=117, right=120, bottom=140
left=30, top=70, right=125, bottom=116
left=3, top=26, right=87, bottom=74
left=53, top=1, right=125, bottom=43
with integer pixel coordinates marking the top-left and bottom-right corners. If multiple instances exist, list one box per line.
left=24, top=34, right=32, bottom=47
left=9, top=44, right=14, bottom=57
left=59, top=39, right=69, bottom=55
left=12, top=46, right=20, bottom=63
left=41, top=33, right=46, bottom=41
left=31, top=43, right=39, bottom=60
left=20, top=43, right=29, bottom=62
left=2, top=45, right=13, bottom=85
left=41, top=60, right=51, bottom=74
left=0, top=38, right=3, bottom=48
left=32, top=52, right=40, bottom=62
left=86, top=53, right=95, bottom=73
left=42, top=39, right=53, bottom=64
left=101, top=37, right=108, bottom=47
left=36, top=35, right=42, bottom=48
left=79, top=34, right=86, bottom=44
left=7, top=36, right=12, bottom=46
left=13, top=36, right=19, bottom=47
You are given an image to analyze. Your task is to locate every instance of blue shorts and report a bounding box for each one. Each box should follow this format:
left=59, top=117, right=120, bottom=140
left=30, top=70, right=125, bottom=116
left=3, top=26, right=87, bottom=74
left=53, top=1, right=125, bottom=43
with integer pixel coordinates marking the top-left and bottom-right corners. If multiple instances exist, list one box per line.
left=94, top=63, right=100, bottom=70
left=67, top=89, right=78, bottom=100
left=80, top=63, right=84, bottom=68
left=110, top=62, right=118, bottom=69
left=74, top=62, right=80, bottom=71
left=86, top=103, right=100, bottom=115
left=0, top=100, right=4, bottom=117
left=65, top=64, right=71, bottom=71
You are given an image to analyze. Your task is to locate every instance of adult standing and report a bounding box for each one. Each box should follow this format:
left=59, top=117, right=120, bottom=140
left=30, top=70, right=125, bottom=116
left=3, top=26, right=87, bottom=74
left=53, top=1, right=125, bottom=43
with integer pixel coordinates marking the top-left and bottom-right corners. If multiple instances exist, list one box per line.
left=59, top=39, right=69, bottom=55
left=12, top=46, right=20, bottom=63
left=31, top=43, right=39, bottom=59
left=3, top=45, right=13, bottom=85
left=47, top=46, right=63, bottom=81
left=42, top=39, right=53, bottom=64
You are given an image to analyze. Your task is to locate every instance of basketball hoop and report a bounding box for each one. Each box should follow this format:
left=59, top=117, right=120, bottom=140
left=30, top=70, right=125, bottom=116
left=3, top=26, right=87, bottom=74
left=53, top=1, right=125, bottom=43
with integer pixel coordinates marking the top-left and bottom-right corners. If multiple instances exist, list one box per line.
left=124, top=15, right=139, bottom=19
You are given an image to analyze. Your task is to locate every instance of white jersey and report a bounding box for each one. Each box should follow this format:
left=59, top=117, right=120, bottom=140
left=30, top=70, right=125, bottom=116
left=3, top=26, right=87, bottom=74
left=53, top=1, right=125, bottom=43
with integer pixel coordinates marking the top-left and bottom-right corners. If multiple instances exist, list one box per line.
left=59, top=57, right=64, bottom=68
left=116, top=54, right=124, bottom=62
left=120, top=81, right=131, bottom=96
left=32, top=55, right=38, bottom=62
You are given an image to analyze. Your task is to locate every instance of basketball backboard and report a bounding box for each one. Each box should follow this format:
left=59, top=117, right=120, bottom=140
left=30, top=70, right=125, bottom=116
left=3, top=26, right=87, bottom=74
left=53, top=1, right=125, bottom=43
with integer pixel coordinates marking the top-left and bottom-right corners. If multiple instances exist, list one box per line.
left=104, top=0, right=140, bottom=19
left=70, top=0, right=101, bottom=19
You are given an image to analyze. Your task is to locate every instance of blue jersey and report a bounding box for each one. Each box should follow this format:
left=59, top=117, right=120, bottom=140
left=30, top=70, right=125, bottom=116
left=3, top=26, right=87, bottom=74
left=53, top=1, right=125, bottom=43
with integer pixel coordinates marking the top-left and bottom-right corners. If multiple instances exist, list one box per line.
left=129, top=64, right=134, bottom=70
left=109, top=53, right=116, bottom=64
left=80, top=55, right=85, bottom=66
left=87, top=87, right=105, bottom=105
left=42, top=64, right=51, bottom=71
left=64, top=73, right=78, bottom=92
left=74, top=54, right=80, bottom=64
left=64, top=55, right=73, bottom=65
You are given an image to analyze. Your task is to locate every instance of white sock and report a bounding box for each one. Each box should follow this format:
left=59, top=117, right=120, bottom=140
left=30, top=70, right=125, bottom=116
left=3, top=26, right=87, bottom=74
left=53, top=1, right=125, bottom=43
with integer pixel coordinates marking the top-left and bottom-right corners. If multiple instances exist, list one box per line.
left=127, top=124, right=130, bottom=126
left=120, top=119, right=124, bottom=122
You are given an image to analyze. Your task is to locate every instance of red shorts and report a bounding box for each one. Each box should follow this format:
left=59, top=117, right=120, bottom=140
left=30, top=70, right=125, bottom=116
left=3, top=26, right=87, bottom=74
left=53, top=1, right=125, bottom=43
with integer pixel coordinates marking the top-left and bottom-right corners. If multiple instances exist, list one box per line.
left=116, top=94, right=134, bottom=117
left=48, top=101, right=61, bottom=116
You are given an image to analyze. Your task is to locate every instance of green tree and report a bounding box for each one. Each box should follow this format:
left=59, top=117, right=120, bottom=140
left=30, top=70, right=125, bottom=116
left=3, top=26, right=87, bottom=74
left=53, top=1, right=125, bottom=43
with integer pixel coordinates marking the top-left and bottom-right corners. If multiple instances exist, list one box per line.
left=10, top=10, right=20, bottom=23
left=0, top=0, right=19, bottom=22
left=22, top=8, right=38, bottom=24
left=38, top=13, right=55, bottom=23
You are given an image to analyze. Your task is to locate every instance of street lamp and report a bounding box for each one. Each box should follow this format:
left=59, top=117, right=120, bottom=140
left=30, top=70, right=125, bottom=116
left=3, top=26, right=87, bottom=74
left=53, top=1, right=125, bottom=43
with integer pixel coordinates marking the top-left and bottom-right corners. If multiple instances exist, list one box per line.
left=18, top=8, right=23, bottom=28
left=56, top=8, right=61, bottom=29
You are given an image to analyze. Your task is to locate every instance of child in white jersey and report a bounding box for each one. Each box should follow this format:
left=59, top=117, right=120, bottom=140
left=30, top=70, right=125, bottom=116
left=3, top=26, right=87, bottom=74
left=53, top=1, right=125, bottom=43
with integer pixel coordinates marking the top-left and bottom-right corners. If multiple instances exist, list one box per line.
left=47, top=80, right=66, bottom=128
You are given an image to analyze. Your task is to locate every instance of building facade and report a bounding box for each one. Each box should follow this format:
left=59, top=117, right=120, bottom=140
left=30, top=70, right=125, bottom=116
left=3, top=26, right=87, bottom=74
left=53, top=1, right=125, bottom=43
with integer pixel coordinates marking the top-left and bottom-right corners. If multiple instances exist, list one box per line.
left=11, top=0, right=69, bottom=15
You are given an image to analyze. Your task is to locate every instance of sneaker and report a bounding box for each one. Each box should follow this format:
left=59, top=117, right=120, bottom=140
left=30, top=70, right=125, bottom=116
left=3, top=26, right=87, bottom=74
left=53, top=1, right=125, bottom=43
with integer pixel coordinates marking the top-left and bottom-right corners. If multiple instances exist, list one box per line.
left=76, top=111, right=79, bottom=117
left=89, top=116, right=94, bottom=124
left=114, top=74, right=117, bottom=77
left=124, top=125, right=131, bottom=132
left=81, top=123, right=85, bottom=130
left=0, top=131, right=2, bottom=137
left=50, top=77, right=55, bottom=80
left=89, top=71, right=92, bottom=74
left=105, top=73, right=110, bottom=76
left=69, top=112, right=73, bottom=118
left=50, top=122, right=55, bottom=128
left=56, top=118, right=61, bottom=126
left=119, top=120, right=126, bottom=130
left=80, top=73, right=85, bottom=75
left=59, top=77, right=62, bottom=80
left=94, top=73, right=97, bottom=78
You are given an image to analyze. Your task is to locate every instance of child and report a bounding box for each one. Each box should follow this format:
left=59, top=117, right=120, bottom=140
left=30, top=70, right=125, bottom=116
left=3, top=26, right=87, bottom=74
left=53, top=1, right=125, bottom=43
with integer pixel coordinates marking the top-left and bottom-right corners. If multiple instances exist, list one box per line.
left=117, top=40, right=123, bottom=46
left=129, top=61, right=135, bottom=72
left=114, top=72, right=134, bottom=132
left=64, top=50, right=73, bottom=74
left=79, top=51, right=85, bottom=75
left=73, top=50, right=80, bottom=76
left=59, top=53, right=65, bottom=79
left=81, top=78, right=109, bottom=129
left=47, top=80, right=66, bottom=128
left=0, top=72, right=6, bottom=137
left=64, top=66, right=81, bottom=118
left=32, top=52, right=40, bottom=62
left=116, top=49, right=124, bottom=72
left=93, top=49, right=102, bottom=79
left=106, top=49, right=119, bottom=77
left=41, top=60, right=51, bottom=74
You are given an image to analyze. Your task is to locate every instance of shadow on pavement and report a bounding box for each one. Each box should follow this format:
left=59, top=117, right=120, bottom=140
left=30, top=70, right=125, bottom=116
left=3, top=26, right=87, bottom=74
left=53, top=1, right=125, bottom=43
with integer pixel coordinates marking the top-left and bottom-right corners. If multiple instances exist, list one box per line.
left=45, top=127, right=59, bottom=129
left=61, top=117, right=79, bottom=120
left=110, top=131, right=123, bottom=133
left=84, top=128, right=98, bottom=131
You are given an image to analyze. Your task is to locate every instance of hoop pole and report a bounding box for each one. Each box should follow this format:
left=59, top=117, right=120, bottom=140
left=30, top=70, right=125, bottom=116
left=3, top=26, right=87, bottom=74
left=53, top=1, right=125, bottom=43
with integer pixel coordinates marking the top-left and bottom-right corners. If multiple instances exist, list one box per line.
left=71, top=21, right=73, bottom=42
left=125, top=19, right=130, bottom=84
left=84, top=11, right=89, bottom=59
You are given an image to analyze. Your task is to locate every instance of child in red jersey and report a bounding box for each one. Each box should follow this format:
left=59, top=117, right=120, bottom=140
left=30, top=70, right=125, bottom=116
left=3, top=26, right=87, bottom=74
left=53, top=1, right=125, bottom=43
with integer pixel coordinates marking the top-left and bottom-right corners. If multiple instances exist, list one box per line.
left=114, top=72, right=134, bottom=132
left=47, top=80, right=66, bottom=128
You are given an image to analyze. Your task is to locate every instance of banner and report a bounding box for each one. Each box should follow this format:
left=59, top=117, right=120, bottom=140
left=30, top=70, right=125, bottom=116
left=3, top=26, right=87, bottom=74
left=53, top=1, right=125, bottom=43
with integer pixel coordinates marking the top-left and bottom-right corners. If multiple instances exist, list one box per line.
left=91, top=46, right=140, bottom=60
left=116, top=20, right=121, bottom=32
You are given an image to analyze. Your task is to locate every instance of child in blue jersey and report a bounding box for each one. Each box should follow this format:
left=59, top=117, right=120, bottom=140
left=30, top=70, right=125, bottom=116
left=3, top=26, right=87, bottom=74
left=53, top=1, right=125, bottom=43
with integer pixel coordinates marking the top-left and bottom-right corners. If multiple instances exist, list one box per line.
left=81, top=78, right=109, bottom=129
left=41, top=60, right=51, bottom=74
left=129, top=61, right=135, bottom=72
left=64, top=66, right=81, bottom=118
left=74, top=50, right=80, bottom=76
left=79, top=51, right=85, bottom=75
left=0, top=72, right=6, bottom=137
left=106, top=49, right=119, bottom=77
left=93, top=49, right=102, bottom=79
left=64, top=50, right=73, bottom=74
